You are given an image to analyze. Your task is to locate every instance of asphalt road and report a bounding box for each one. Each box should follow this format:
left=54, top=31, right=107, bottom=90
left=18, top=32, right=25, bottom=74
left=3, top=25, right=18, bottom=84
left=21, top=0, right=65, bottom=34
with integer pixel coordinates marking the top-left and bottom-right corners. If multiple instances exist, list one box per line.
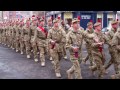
left=0, top=43, right=115, bottom=79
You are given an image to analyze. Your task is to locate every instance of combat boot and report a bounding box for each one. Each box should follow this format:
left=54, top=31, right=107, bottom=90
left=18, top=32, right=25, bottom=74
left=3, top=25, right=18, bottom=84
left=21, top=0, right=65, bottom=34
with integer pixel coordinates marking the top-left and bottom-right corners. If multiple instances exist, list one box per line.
left=56, top=73, right=61, bottom=78
left=64, top=56, right=67, bottom=60
left=41, top=62, right=45, bottom=67
left=82, top=58, right=86, bottom=64
left=27, top=55, right=31, bottom=59
left=16, top=49, right=19, bottom=52
left=66, top=70, right=73, bottom=79
left=111, top=75, right=116, bottom=79
left=50, top=57, right=53, bottom=61
left=34, top=58, right=38, bottom=62
left=21, top=51, right=23, bottom=55
left=37, top=52, right=39, bottom=55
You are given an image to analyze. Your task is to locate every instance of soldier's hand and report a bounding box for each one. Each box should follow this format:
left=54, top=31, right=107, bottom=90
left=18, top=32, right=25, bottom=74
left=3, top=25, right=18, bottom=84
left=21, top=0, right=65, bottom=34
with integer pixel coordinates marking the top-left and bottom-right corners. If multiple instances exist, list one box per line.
left=50, top=40, right=56, bottom=45
left=72, top=46, right=79, bottom=52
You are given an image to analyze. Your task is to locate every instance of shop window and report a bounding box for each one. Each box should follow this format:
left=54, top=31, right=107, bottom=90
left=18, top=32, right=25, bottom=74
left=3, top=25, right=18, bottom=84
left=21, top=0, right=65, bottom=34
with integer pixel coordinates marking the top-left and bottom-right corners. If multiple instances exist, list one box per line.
left=65, top=18, right=72, bottom=26
left=108, top=18, right=113, bottom=26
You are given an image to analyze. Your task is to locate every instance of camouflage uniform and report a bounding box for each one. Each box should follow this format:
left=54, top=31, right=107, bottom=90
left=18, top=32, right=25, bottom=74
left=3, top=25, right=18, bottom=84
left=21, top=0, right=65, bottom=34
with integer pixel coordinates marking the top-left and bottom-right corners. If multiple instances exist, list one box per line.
left=104, top=20, right=119, bottom=74
left=22, top=20, right=31, bottom=58
left=83, top=22, right=94, bottom=66
left=9, top=23, right=14, bottom=49
left=15, top=22, right=21, bottom=52
left=0, top=24, right=3, bottom=43
left=19, top=21, right=25, bottom=54
left=46, top=24, right=53, bottom=61
left=3, top=25, right=7, bottom=45
left=7, top=24, right=11, bottom=47
left=33, top=17, right=48, bottom=66
left=30, top=23, right=38, bottom=61
left=47, top=18, right=66, bottom=77
left=89, top=22, right=107, bottom=78
left=66, top=18, right=94, bottom=79
left=11, top=24, right=16, bottom=49
left=111, top=28, right=120, bottom=79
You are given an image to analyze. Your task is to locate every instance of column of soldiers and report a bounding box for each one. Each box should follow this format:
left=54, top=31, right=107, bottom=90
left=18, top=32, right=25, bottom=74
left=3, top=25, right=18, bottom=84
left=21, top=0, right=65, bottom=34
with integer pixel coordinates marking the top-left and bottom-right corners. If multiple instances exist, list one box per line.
left=0, top=15, right=120, bottom=79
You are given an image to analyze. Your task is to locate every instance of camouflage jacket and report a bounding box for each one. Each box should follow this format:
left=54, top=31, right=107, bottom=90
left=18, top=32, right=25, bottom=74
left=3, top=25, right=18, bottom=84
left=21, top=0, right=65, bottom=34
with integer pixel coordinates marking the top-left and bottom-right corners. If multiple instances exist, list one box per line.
left=112, top=28, right=120, bottom=52
left=84, top=28, right=94, bottom=48
left=90, top=31, right=107, bottom=58
left=66, top=28, right=93, bottom=55
left=22, top=25, right=31, bottom=41
left=47, top=26, right=66, bottom=52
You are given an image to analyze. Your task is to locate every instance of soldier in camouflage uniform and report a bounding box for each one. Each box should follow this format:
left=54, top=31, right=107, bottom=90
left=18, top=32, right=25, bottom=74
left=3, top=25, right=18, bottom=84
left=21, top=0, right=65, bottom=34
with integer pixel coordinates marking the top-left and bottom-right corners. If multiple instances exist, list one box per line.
left=66, top=18, right=94, bottom=79
left=22, top=18, right=31, bottom=59
left=59, top=20, right=68, bottom=60
left=30, top=15, right=38, bottom=62
left=15, top=20, right=21, bottom=52
left=2, top=22, right=7, bottom=45
left=47, top=18, right=66, bottom=78
left=46, top=18, right=53, bottom=61
left=83, top=21, right=94, bottom=66
left=88, top=22, right=108, bottom=78
left=19, top=19, right=25, bottom=55
left=33, top=17, right=47, bottom=66
left=110, top=28, right=120, bottom=79
left=6, top=22, right=10, bottom=47
left=11, top=21, right=16, bottom=50
left=0, top=23, right=3, bottom=43
left=104, top=20, right=119, bottom=74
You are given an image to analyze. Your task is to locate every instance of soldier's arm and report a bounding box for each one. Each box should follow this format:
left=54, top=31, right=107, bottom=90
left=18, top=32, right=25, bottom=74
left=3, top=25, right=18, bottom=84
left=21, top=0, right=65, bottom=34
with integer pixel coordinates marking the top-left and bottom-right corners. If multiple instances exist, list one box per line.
left=81, top=30, right=94, bottom=39
left=33, top=27, right=38, bottom=42
left=65, top=32, right=73, bottom=50
left=61, top=29, right=66, bottom=44
left=21, top=27, right=24, bottom=39
left=105, top=31, right=112, bottom=45
left=47, top=29, right=53, bottom=44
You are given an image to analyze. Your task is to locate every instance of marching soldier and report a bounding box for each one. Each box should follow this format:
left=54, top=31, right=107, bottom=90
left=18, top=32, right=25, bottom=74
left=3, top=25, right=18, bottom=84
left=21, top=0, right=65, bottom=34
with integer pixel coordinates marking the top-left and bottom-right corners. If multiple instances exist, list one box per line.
left=22, top=18, right=31, bottom=59
left=66, top=18, right=94, bottom=79
left=89, top=22, right=107, bottom=78
left=47, top=18, right=66, bottom=78
left=110, top=28, right=120, bottom=79
left=15, top=19, right=21, bottom=52
left=19, top=19, right=25, bottom=55
left=30, top=15, right=39, bottom=62
left=0, top=23, right=3, bottom=43
left=46, top=17, right=53, bottom=61
left=104, top=20, right=119, bottom=74
left=11, top=21, right=16, bottom=50
left=33, top=17, right=47, bottom=66
left=83, top=21, right=94, bottom=66
left=60, top=20, right=67, bottom=60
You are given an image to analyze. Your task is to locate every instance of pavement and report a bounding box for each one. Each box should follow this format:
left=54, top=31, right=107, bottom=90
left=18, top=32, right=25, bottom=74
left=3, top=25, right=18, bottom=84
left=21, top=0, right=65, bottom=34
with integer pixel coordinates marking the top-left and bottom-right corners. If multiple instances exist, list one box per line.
left=0, top=43, right=115, bottom=79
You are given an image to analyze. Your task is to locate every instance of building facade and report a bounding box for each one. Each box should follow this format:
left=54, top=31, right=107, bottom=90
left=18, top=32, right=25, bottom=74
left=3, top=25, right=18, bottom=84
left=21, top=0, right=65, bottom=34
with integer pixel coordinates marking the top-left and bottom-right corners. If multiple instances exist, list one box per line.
left=46, top=11, right=117, bottom=29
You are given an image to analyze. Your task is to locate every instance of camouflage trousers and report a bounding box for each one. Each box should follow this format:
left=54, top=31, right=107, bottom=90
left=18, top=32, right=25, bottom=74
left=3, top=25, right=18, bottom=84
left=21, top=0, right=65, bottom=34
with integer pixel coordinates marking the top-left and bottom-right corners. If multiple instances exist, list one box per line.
left=6, top=36, right=11, bottom=46
left=62, top=44, right=67, bottom=58
left=31, top=37, right=38, bottom=59
left=3, top=36, right=7, bottom=44
left=105, top=50, right=119, bottom=74
left=84, top=45, right=94, bottom=66
left=11, top=37, right=16, bottom=49
left=0, top=34, right=2, bottom=43
left=20, top=39, right=25, bottom=53
left=37, top=39, right=47, bottom=63
left=67, top=52, right=82, bottom=79
left=24, top=40, right=31, bottom=56
left=15, top=36, right=20, bottom=51
left=90, top=54, right=106, bottom=78
left=50, top=49, right=62, bottom=73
